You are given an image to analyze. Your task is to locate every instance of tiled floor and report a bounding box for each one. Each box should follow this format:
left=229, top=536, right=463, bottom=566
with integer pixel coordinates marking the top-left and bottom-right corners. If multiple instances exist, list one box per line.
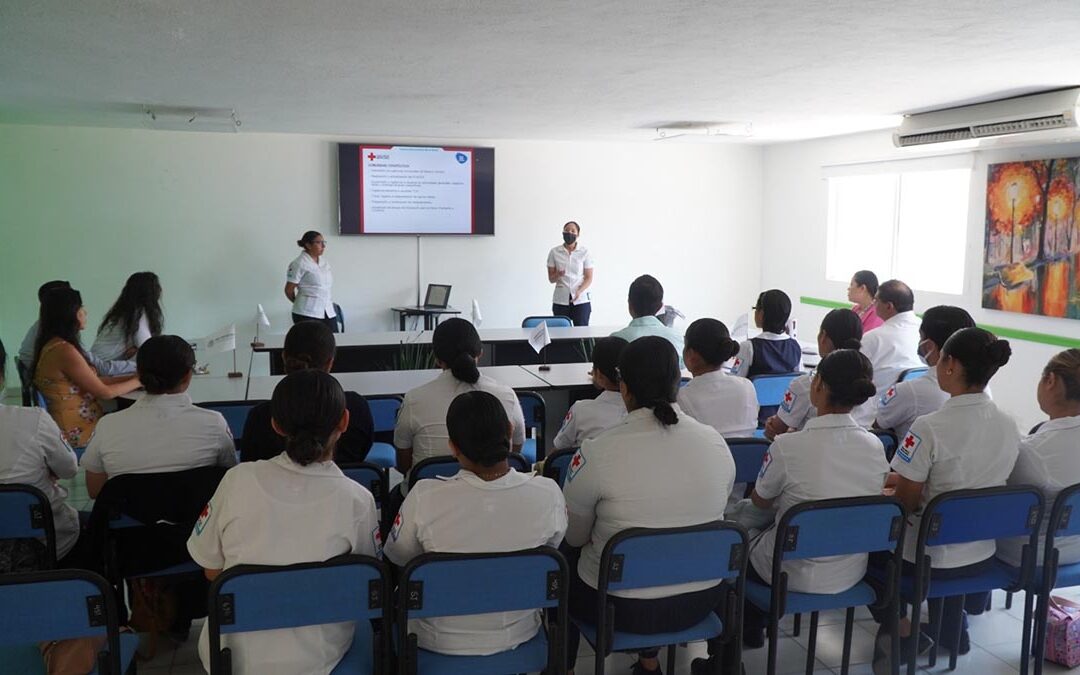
left=138, top=589, right=1078, bottom=674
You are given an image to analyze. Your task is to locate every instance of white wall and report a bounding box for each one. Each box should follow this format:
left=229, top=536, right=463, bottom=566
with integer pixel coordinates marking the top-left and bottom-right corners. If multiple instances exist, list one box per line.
left=761, top=130, right=1080, bottom=430
left=0, top=124, right=763, bottom=379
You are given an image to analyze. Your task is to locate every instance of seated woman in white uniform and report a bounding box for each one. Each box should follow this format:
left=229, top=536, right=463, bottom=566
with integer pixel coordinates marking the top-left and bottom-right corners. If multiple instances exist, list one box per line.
left=552, top=336, right=629, bottom=450
left=384, top=390, right=567, bottom=655
left=91, top=271, right=164, bottom=361
left=563, top=336, right=736, bottom=675
left=872, top=328, right=1018, bottom=669
left=874, top=305, right=975, bottom=443
left=678, top=318, right=758, bottom=438
left=764, top=308, right=875, bottom=439
left=187, top=370, right=380, bottom=675
left=998, top=349, right=1080, bottom=568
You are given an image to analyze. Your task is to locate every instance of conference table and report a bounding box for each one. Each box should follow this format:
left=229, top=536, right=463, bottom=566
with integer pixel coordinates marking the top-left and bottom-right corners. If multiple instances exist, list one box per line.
left=253, top=325, right=622, bottom=374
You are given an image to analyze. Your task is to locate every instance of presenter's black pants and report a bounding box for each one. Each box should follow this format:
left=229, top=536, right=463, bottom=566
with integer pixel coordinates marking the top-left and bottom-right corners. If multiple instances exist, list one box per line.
left=292, top=313, right=340, bottom=334
left=552, top=302, right=591, bottom=326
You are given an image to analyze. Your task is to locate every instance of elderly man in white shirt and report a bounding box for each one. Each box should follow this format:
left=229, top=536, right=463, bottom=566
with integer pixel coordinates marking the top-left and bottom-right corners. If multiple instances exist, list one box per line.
left=859, top=279, right=922, bottom=393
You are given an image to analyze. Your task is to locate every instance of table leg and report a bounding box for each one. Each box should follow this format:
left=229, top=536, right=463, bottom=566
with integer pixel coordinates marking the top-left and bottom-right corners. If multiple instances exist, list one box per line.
left=399, top=312, right=406, bottom=331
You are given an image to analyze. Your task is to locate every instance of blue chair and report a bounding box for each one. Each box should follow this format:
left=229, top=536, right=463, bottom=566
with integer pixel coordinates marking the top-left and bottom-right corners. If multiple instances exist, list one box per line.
left=521, top=316, right=573, bottom=328
left=746, top=496, right=905, bottom=675
left=0, top=569, right=138, bottom=675
left=408, top=454, right=531, bottom=490
left=0, top=484, right=57, bottom=569
left=1030, top=483, right=1080, bottom=675
left=574, top=521, right=748, bottom=675
left=340, top=462, right=389, bottom=509
left=896, top=368, right=928, bottom=383
left=367, top=395, right=403, bottom=469
left=872, top=429, right=899, bottom=462
left=396, top=547, right=568, bottom=674
left=750, top=373, right=801, bottom=427
left=727, top=438, right=771, bottom=485
left=900, top=487, right=1042, bottom=675
left=207, top=555, right=389, bottom=675
left=198, top=399, right=266, bottom=443
left=517, top=391, right=547, bottom=463
left=542, top=447, right=577, bottom=487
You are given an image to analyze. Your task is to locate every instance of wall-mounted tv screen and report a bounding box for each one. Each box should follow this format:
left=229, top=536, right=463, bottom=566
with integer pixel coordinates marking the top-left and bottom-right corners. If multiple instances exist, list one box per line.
left=338, top=144, right=495, bottom=235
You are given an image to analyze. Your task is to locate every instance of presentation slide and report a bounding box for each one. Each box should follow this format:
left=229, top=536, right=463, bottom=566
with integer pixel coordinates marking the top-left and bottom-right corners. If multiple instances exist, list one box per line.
left=337, top=144, right=495, bottom=236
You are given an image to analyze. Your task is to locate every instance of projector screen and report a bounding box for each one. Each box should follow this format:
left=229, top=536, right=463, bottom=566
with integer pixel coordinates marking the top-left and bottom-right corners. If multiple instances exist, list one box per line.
left=338, top=144, right=495, bottom=235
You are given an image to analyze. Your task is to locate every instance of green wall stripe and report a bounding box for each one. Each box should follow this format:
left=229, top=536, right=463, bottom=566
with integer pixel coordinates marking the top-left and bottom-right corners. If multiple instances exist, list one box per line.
left=799, top=296, right=1080, bottom=349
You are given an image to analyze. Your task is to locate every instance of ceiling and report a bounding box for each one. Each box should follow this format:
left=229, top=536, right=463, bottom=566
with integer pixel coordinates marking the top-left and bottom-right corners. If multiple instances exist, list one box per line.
left=2, top=0, right=1079, bottom=142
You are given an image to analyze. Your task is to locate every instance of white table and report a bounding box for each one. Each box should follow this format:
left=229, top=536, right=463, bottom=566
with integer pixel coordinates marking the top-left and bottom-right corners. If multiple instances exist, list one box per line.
left=254, top=330, right=426, bottom=351
left=246, top=365, right=551, bottom=400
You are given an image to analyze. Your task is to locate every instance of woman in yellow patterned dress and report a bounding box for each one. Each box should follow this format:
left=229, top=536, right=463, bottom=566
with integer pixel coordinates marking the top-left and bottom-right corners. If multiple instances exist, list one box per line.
left=32, top=288, right=141, bottom=447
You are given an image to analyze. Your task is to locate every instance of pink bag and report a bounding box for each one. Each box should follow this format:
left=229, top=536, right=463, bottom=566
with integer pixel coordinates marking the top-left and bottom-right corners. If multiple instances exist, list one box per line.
left=1045, top=596, right=1080, bottom=667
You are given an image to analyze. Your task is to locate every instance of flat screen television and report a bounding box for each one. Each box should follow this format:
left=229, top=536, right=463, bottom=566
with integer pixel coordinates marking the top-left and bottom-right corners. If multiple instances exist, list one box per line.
left=338, top=143, right=495, bottom=235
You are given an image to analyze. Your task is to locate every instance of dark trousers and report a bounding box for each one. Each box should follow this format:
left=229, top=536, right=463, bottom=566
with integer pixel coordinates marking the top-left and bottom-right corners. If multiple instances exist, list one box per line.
left=292, top=313, right=339, bottom=333
left=552, top=302, right=592, bottom=327
left=563, top=546, right=724, bottom=669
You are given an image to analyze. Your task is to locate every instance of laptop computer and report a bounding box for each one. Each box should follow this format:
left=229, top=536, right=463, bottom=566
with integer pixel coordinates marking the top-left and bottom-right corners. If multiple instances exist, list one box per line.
left=423, top=284, right=452, bottom=309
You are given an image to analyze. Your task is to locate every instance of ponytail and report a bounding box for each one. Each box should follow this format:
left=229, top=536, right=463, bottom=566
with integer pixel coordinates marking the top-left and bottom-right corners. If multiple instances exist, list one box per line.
left=282, top=320, right=336, bottom=374
left=619, top=336, right=681, bottom=427
left=816, top=349, right=876, bottom=408
left=447, top=391, right=512, bottom=467
left=271, top=370, right=346, bottom=466
left=650, top=399, right=679, bottom=426
left=820, top=309, right=863, bottom=353
left=685, top=318, right=739, bottom=366
left=449, top=353, right=481, bottom=384
left=433, top=318, right=482, bottom=384
left=942, top=327, right=1011, bottom=388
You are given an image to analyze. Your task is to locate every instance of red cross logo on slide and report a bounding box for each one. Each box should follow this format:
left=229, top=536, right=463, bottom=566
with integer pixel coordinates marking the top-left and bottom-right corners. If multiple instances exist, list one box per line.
left=367, top=152, right=376, bottom=161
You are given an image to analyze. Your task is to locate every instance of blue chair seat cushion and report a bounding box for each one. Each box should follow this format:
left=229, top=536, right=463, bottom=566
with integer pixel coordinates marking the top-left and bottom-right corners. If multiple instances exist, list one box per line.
left=744, top=579, right=876, bottom=614
left=573, top=613, right=723, bottom=653
left=1050, top=562, right=1080, bottom=591
left=330, top=621, right=374, bottom=675
left=367, top=443, right=396, bottom=469
left=412, top=630, right=548, bottom=675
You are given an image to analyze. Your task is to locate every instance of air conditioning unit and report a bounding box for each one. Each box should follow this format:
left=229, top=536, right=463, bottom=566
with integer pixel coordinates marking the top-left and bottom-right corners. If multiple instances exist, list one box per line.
left=893, top=88, right=1079, bottom=147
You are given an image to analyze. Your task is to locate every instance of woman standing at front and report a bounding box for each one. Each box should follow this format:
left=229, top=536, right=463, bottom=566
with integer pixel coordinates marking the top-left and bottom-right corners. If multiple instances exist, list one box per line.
left=285, top=230, right=337, bottom=332
left=547, top=221, right=594, bottom=326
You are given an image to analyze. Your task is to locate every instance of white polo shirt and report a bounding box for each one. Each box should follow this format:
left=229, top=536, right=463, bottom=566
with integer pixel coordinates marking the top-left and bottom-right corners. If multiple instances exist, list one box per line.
left=0, top=405, right=81, bottom=558
left=552, top=390, right=627, bottom=450
left=860, top=311, right=923, bottom=393
left=677, top=369, right=758, bottom=437
left=776, top=373, right=876, bottom=431
left=563, top=406, right=735, bottom=598
left=90, top=311, right=152, bottom=362
left=188, top=453, right=380, bottom=675
left=875, top=367, right=950, bottom=442
left=384, top=470, right=566, bottom=655
left=998, top=415, right=1080, bottom=567
left=394, top=370, right=527, bottom=471
left=81, top=393, right=236, bottom=477
left=751, top=414, right=889, bottom=593
left=891, top=392, right=1020, bottom=568
left=546, top=244, right=594, bottom=306
left=287, top=251, right=336, bottom=319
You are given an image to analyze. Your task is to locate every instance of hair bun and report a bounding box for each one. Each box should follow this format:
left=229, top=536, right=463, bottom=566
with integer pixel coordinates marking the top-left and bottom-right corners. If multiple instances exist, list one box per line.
left=296, top=239, right=305, bottom=247
left=841, top=338, right=863, bottom=350
left=854, top=378, right=877, bottom=400
left=988, top=339, right=1013, bottom=368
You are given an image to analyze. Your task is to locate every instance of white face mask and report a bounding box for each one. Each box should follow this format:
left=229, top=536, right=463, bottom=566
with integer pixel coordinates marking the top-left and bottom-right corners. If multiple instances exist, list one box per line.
left=917, top=339, right=934, bottom=366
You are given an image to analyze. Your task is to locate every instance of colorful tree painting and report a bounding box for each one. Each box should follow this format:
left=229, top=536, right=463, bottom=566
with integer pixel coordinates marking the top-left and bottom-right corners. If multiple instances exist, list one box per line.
left=983, top=157, right=1080, bottom=319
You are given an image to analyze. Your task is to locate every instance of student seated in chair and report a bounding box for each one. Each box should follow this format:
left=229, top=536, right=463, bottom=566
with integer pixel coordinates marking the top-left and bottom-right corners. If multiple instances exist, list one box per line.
left=187, top=370, right=380, bottom=675
left=552, top=336, right=629, bottom=450
left=859, top=279, right=922, bottom=393
left=679, top=318, right=758, bottom=438
left=384, top=390, right=567, bottom=655
left=610, top=274, right=685, bottom=367
left=81, top=335, right=235, bottom=498
left=563, top=336, right=735, bottom=675
left=240, top=320, right=373, bottom=464
left=731, top=289, right=801, bottom=378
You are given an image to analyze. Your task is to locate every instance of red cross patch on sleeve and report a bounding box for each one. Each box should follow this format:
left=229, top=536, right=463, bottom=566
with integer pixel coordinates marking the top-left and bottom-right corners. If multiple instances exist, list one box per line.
left=780, top=389, right=797, bottom=413
left=194, top=503, right=211, bottom=536
left=390, top=512, right=403, bottom=542
left=879, top=386, right=897, bottom=407
left=566, top=449, right=587, bottom=483
left=896, top=431, right=922, bottom=463
left=758, top=451, right=773, bottom=480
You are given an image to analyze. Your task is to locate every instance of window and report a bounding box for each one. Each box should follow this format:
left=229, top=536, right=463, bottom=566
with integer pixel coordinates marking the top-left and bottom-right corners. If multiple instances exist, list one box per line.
left=825, top=166, right=972, bottom=295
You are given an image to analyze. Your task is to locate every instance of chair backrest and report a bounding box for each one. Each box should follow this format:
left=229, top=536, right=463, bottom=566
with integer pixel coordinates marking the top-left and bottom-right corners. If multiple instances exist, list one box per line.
left=197, top=400, right=265, bottom=442
left=367, top=394, right=403, bottom=433
left=409, top=453, right=531, bottom=489
left=522, top=316, right=573, bottom=328
left=871, top=429, right=899, bottom=462
left=0, top=569, right=123, bottom=673
left=726, top=438, right=771, bottom=484
left=597, top=522, right=747, bottom=595
left=208, top=555, right=387, bottom=675
left=0, top=484, right=57, bottom=569
left=333, top=303, right=345, bottom=332
left=750, top=373, right=801, bottom=408
left=771, top=497, right=905, bottom=564
left=1044, top=483, right=1080, bottom=588
left=517, top=391, right=546, bottom=447
left=338, top=462, right=388, bottom=507
left=542, top=448, right=577, bottom=487
left=919, top=486, right=1042, bottom=552
left=897, top=367, right=928, bottom=383
left=15, top=358, right=32, bottom=407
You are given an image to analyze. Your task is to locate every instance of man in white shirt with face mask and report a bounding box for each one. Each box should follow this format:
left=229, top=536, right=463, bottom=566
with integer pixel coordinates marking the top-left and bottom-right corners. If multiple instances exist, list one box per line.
left=860, top=279, right=922, bottom=393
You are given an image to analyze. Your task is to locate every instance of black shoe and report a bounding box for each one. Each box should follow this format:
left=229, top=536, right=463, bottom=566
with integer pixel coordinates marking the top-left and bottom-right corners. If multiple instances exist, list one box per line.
left=690, top=657, right=714, bottom=675
left=743, top=627, right=765, bottom=649
left=630, top=660, right=662, bottom=675
left=920, top=623, right=971, bottom=656
left=871, top=628, right=934, bottom=675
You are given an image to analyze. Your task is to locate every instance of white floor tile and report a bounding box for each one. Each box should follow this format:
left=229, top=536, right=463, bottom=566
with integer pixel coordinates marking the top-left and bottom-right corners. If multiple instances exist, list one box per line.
left=967, top=609, right=1027, bottom=647
left=742, top=636, right=831, bottom=675
left=917, top=644, right=1018, bottom=674
left=792, top=618, right=879, bottom=668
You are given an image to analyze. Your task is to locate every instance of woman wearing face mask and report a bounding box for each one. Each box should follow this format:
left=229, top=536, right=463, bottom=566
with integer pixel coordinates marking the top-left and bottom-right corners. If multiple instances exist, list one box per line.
left=546, top=221, right=594, bottom=326
left=874, top=305, right=975, bottom=442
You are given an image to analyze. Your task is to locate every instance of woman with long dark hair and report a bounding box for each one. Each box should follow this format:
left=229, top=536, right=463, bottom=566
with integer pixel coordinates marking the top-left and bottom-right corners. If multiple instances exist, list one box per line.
left=91, top=271, right=164, bottom=361
left=33, top=288, right=141, bottom=447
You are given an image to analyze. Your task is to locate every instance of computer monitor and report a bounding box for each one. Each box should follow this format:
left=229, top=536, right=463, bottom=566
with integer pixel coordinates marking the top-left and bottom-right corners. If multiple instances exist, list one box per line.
left=423, top=284, right=452, bottom=309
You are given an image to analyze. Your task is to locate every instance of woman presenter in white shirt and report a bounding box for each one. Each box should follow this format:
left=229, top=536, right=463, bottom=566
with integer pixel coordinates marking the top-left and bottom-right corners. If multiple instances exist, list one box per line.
left=285, top=230, right=338, bottom=332
left=187, top=369, right=380, bottom=675
left=546, top=221, right=594, bottom=326
left=384, top=390, right=567, bottom=656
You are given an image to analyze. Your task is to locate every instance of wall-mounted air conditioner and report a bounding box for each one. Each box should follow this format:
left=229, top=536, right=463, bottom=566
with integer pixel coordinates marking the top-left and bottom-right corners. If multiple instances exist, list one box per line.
left=893, top=88, right=1079, bottom=147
